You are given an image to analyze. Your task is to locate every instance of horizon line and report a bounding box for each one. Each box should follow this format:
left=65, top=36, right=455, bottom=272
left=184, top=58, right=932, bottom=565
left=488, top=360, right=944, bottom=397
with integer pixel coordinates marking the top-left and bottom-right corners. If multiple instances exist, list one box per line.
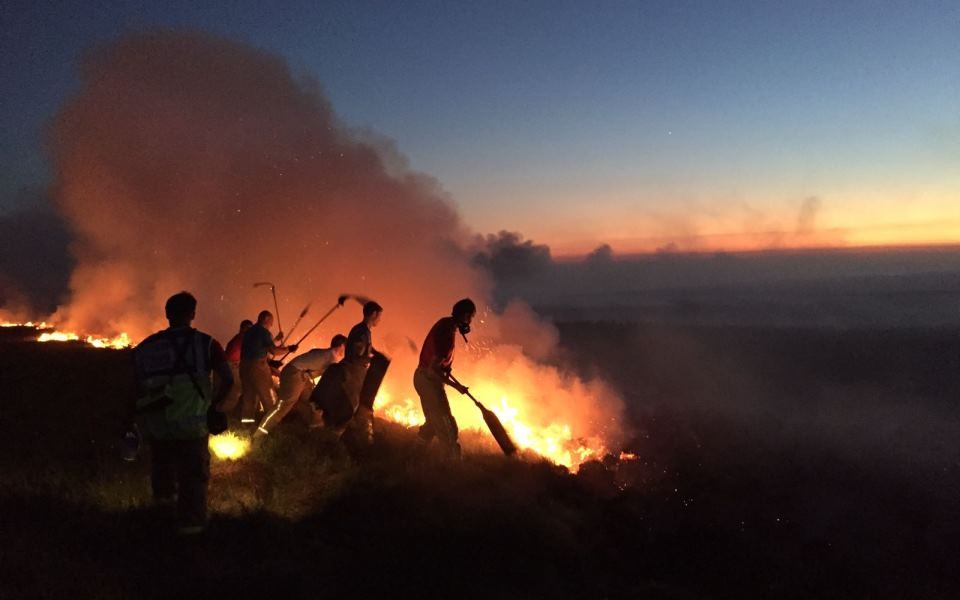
left=553, top=241, right=960, bottom=262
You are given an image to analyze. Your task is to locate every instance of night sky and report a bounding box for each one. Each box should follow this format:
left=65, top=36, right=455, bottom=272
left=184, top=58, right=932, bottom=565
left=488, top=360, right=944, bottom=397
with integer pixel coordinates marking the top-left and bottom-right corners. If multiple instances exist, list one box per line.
left=3, top=0, right=958, bottom=254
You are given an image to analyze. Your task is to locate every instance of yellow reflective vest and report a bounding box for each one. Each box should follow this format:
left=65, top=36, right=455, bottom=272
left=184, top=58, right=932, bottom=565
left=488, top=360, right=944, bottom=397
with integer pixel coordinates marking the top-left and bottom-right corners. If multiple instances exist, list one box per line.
left=134, top=327, right=214, bottom=440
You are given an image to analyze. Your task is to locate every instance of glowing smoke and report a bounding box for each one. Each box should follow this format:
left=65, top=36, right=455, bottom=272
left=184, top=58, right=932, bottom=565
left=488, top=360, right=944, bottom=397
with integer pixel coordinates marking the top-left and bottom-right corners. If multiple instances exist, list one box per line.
left=48, top=30, right=624, bottom=463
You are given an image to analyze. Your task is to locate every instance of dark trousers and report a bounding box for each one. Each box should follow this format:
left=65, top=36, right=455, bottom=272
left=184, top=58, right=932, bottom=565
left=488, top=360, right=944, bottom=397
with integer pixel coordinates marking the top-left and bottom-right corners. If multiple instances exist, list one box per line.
left=414, top=368, right=460, bottom=457
left=151, top=437, right=210, bottom=528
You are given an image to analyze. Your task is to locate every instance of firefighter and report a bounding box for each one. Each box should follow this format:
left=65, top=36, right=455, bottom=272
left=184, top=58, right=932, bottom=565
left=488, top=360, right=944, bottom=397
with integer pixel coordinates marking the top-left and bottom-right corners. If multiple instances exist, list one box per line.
left=219, top=319, right=252, bottom=423
left=133, top=291, right=233, bottom=535
left=344, top=301, right=382, bottom=365
left=341, top=301, right=387, bottom=447
left=255, top=334, right=347, bottom=436
left=239, top=310, right=297, bottom=425
left=414, top=298, right=475, bottom=458
left=312, top=301, right=387, bottom=448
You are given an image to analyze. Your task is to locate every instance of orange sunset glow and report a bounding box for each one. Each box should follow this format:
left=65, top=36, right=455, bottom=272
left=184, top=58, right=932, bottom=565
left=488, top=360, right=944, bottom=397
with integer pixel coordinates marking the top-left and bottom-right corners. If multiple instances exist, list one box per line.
left=531, top=208, right=960, bottom=257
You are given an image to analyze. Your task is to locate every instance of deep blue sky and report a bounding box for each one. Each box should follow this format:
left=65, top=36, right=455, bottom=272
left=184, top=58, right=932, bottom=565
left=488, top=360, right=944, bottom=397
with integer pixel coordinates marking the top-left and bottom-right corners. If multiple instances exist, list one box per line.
left=2, top=0, right=958, bottom=253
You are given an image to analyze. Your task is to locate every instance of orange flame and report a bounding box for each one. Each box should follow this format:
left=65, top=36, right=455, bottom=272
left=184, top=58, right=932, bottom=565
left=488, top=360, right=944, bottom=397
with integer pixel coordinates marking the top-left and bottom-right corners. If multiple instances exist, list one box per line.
left=3, top=321, right=131, bottom=349
left=374, top=381, right=609, bottom=470
left=38, top=330, right=131, bottom=349
left=374, top=388, right=424, bottom=428
left=1, top=321, right=51, bottom=328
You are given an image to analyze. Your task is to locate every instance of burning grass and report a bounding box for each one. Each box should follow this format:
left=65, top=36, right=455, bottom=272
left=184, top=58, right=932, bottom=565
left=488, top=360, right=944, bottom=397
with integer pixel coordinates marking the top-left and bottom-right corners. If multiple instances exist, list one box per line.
left=373, top=384, right=608, bottom=470
left=370, top=343, right=624, bottom=470
left=2, top=320, right=131, bottom=349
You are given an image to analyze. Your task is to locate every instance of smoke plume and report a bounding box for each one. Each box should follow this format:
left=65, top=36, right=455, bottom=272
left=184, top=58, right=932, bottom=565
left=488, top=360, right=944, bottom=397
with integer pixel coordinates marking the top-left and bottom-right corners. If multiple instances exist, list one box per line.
left=471, top=231, right=552, bottom=284
left=584, top=243, right=614, bottom=265
left=48, top=30, right=623, bottom=463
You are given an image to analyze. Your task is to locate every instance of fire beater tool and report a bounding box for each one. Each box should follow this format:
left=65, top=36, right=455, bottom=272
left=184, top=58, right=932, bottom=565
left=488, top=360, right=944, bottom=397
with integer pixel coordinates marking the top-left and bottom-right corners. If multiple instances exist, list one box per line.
left=253, top=282, right=284, bottom=342
left=283, top=302, right=312, bottom=342
left=276, top=293, right=366, bottom=362
left=449, top=374, right=517, bottom=457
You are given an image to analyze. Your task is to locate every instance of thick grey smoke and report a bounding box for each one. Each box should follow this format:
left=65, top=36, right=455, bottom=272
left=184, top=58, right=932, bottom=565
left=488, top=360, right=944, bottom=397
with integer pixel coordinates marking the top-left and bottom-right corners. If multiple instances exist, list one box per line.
left=471, top=231, right=552, bottom=284
left=584, top=243, right=614, bottom=265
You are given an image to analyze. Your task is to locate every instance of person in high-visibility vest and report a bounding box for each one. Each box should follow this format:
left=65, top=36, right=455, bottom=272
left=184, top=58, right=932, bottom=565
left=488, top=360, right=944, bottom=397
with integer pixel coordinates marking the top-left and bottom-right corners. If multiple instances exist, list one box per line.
left=133, top=291, right=233, bottom=535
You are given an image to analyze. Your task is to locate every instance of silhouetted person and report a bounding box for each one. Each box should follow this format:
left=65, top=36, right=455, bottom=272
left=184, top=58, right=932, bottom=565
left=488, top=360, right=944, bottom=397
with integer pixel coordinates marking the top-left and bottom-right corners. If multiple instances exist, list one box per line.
left=256, top=334, right=347, bottom=435
left=133, top=291, right=232, bottom=535
left=415, top=298, right=475, bottom=458
left=344, top=300, right=382, bottom=364
left=239, top=310, right=297, bottom=425
left=343, top=301, right=386, bottom=447
left=312, top=301, right=387, bottom=450
left=219, top=319, right=253, bottom=422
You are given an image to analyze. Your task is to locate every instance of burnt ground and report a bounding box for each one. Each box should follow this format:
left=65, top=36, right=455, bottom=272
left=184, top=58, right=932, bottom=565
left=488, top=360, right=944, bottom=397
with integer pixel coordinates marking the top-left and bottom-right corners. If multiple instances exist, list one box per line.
left=1, top=323, right=959, bottom=599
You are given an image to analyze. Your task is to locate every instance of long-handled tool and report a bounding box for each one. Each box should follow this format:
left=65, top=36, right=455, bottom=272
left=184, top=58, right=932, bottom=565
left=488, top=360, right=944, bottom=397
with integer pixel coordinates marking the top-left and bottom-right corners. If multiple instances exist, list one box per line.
left=449, top=374, right=517, bottom=456
left=283, top=302, right=312, bottom=343
left=275, top=293, right=363, bottom=362
left=253, top=282, right=284, bottom=342
left=342, top=293, right=372, bottom=307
